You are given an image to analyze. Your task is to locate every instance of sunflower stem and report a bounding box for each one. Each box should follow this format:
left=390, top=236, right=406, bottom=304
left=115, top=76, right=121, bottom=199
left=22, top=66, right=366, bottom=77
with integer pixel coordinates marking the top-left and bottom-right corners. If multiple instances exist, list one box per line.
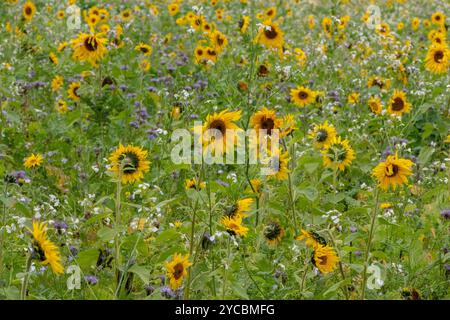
left=222, top=236, right=231, bottom=299
left=361, top=189, right=380, bottom=300
left=184, top=199, right=197, bottom=300
left=20, top=253, right=32, bottom=300
left=114, top=162, right=123, bottom=298
left=0, top=183, right=8, bottom=274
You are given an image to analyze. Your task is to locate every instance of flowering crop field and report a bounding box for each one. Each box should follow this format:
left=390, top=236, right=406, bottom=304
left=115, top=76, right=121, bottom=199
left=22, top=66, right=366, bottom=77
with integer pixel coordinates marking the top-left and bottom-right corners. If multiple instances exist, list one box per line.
left=0, top=0, right=449, bottom=301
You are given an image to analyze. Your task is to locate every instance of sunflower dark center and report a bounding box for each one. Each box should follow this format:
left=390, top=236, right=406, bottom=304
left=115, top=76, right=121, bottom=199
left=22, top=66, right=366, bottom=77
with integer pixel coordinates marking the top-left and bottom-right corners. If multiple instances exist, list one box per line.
left=119, top=152, right=139, bottom=174
left=217, top=36, right=224, bottom=45
left=264, top=222, right=281, bottom=240
left=319, top=255, right=328, bottom=265
left=196, top=49, right=203, bottom=55
left=373, top=79, right=383, bottom=88
left=261, top=117, right=275, bottom=134
left=173, top=263, right=184, bottom=280
left=207, top=49, right=217, bottom=56
left=33, top=241, right=46, bottom=261
left=73, top=86, right=80, bottom=97
left=264, top=26, right=278, bottom=39
left=316, top=129, right=328, bottom=142
left=298, top=91, right=308, bottom=100
left=392, top=97, right=405, bottom=111
left=258, top=65, right=268, bottom=76
left=385, top=164, right=399, bottom=177
left=84, top=37, right=98, bottom=52
left=225, top=204, right=238, bottom=218
left=140, top=47, right=149, bottom=53
left=434, top=50, right=444, bottom=63
left=25, top=7, right=32, bottom=15
left=239, top=19, right=244, bottom=29
left=209, top=120, right=226, bottom=135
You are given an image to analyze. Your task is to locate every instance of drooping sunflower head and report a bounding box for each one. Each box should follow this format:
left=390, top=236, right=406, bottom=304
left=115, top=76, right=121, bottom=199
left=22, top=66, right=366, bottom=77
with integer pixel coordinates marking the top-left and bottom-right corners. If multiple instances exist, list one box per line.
left=246, top=178, right=262, bottom=194
left=281, top=114, right=297, bottom=137
left=372, top=153, right=414, bottom=191
left=221, top=215, right=249, bottom=237
left=24, top=153, right=43, bottom=169
left=425, top=44, right=449, bottom=74
left=239, top=15, right=250, bottom=33
left=210, top=30, right=228, bottom=52
left=296, top=229, right=327, bottom=249
left=67, top=82, right=81, bottom=101
left=71, top=32, right=108, bottom=66
left=256, top=20, right=284, bottom=49
left=224, top=198, right=254, bottom=219
left=309, top=121, right=337, bottom=149
left=312, top=244, right=339, bottom=274
left=322, top=136, right=355, bottom=171
left=135, top=43, right=153, bottom=56
left=250, top=107, right=282, bottom=136
left=264, top=221, right=284, bottom=245
left=265, top=149, right=290, bottom=181
left=29, top=221, right=64, bottom=274
left=109, top=144, right=151, bottom=184
left=290, top=86, right=316, bottom=107
left=185, top=178, right=206, bottom=190
left=165, top=253, right=192, bottom=290
left=367, top=76, right=391, bottom=91
left=23, top=1, right=36, bottom=22
left=55, top=99, right=68, bottom=114
left=368, top=96, right=383, bottom=115
left=321, top=16, right=333, bottom=36
left=387, top=90, right=411, bottom=116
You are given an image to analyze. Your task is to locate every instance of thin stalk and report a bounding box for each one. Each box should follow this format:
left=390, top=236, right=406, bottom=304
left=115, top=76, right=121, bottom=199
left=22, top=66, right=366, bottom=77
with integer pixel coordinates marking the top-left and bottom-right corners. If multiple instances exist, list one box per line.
left=20, top=253, right=32, bottom=300
left=114, top=164, right=123, bottom=297
left=222, top=236, right=231, bottom=299
left=184, top=201, right=197, bottom=300
left=361, top=189, right=380, bottom=300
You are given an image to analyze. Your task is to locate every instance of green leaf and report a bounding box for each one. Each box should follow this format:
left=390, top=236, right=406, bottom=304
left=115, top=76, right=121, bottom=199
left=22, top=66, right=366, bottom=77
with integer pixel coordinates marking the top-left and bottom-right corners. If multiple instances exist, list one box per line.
left=297, top=187, right=318, bottom=202
left=231, top=282, right=249, bottom=299
left=76, top=249, right=99, bottom=270
left=417, top=146, right=435, bottom=165
left=128, top=265, right=151, bottom=284
left=155, top=229, right=179, bottom=243
left=97, top=227, right=117, bottom=242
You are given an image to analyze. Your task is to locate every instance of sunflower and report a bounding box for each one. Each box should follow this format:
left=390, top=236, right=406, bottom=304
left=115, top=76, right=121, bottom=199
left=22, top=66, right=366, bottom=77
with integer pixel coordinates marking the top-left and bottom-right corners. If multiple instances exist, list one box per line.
left=210, top=30, right=228, bottom=52
left=307, top=15, right=315, bottom=29
left=375, top=22, right=391, bottom=36
left=425, top=44, right=449, bottom=74
left=372, top=153, right=414, bottom=191
left=264, top=7, right=277, bottom=19
left=347, top=92, right=360, bottom=105
left=139, top=59, right=151, bottom=72
left=281, top=114, right=297, bottom=137
left=321, top=17, right=333, bottom=37
left=67, top=82, right=81, bottom=101
left=296, top=229, right=327, bottom=249
left=294, top=48, right=307, bottom=66
left=238, top=16, right=250, bottom=33
left=387, top=90, right=411, bottom=116
left=309, top=121, right=337, bottom=149
left=168, top=3, right=179, bottom=16
left=135, top=43, right=153, bottom=56
left=51, top=75, right=63, bottom=92
left=221, top=215, right=249, bottom=237
left=313, top=244, right=339, bottom=274
left=290, top=86, right=316, bottom=107
left=109, top=144, right=151, bottom=184
left=23, top=1, right=36, bottom=22
left=120, top=9, right=133, bottom=21
left=411, top=17, right=420, bottom=31
left=194, top=45, right=207, bottom=64
left=24, top=153, right=43, bottom=169
left=29, top=221, right=64, bottom=274
left=256, top=20, right=284, bottom=49
left=367, top=76, right=391, bottom=91
left=71, top=32, right=108, bottom=66
left=264, top=221, right=284, bottom=245
left=246, top=178, right=261, bottom=194
left=56, top=10, right=65, bottom=19
left=224, top=198, right=254, bottom=219
left=265, top=149, right=290, bottom=180
left=322, top=136, right=355, bottom=171
left=368, top=96, right=383, bottom=115
left=185, top=178, right=206, bottom=190
left=431, top=12, right=445, bottom=26
left=55, top=99, right=68, bottom=114
left=165, top=253, right=192, bottom=290
left=199, top=109, right=242, bottom=153
left=250, top=107, right=283, bottom=137
left=49, top=52, right=58, bottom=65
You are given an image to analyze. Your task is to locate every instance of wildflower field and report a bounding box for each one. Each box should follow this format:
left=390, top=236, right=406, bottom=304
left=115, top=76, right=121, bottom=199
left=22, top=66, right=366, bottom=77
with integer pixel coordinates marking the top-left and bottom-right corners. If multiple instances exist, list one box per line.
left=0, top=0, right=449, bottom=301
